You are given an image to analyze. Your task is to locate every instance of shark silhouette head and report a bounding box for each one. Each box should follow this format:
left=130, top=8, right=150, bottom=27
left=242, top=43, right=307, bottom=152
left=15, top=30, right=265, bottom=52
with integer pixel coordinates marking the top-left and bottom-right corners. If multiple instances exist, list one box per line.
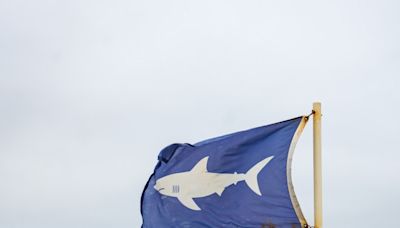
left=154, top=174, right=182, bottom=197
left=154, top=155, right=274, bottom=211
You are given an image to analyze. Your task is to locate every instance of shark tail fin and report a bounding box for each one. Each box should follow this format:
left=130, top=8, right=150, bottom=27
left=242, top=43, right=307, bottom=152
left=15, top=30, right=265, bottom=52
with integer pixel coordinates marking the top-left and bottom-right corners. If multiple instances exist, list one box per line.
left=245, top=156, right=274, bottom=196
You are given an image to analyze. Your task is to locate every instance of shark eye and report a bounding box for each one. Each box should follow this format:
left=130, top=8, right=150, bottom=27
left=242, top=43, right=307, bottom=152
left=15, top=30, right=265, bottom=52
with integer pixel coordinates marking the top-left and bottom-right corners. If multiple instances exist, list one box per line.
left=172, top=185, right=180, bottom=193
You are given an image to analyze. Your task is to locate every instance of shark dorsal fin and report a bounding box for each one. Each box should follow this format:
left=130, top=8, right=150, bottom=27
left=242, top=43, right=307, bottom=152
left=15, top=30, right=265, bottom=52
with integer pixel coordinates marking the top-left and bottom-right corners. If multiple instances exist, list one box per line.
left=191, top=156, right=209, bottom=173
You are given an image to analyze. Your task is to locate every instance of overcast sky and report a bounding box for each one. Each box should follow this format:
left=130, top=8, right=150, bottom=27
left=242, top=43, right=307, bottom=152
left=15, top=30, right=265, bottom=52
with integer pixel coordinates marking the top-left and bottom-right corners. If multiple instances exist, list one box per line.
left=1, top=0, right=400, bottom=227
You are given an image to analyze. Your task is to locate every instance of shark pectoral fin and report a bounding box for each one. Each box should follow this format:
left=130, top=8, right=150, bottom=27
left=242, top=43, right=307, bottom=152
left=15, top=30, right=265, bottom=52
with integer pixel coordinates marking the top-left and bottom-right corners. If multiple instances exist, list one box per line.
left=216, top=187, right=224, bottom=196
left=177, top=196, right=201, bottom=211
left=190, top=156, right=209, bottom=173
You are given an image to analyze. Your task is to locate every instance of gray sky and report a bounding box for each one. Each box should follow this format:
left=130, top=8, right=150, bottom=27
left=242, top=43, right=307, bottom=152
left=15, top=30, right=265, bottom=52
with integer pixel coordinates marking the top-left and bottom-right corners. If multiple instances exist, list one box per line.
left=1, top=0, right=399, bottom=227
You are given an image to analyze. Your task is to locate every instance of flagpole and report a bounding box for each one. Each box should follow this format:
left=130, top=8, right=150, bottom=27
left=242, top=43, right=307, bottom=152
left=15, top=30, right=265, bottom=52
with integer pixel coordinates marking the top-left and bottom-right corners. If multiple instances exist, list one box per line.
left=313, top=102, right=323, bottom=228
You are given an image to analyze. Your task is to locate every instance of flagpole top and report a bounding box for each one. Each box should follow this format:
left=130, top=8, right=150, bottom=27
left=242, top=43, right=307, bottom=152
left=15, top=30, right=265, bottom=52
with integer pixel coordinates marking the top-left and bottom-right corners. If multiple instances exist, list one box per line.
left=313, top=102, right=321, bottom=114
left=313, top=102, right=321, bottom=107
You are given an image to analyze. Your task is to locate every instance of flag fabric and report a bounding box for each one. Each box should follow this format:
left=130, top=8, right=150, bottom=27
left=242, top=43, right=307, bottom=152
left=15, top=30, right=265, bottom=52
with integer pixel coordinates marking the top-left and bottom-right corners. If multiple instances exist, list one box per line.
left=141, top=116, right=309, bottom=228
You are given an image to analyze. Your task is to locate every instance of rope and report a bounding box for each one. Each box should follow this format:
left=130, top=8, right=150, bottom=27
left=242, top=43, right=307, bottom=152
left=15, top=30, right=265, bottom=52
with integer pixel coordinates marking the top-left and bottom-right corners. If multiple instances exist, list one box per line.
left=305, top=110, right=315, bottom=121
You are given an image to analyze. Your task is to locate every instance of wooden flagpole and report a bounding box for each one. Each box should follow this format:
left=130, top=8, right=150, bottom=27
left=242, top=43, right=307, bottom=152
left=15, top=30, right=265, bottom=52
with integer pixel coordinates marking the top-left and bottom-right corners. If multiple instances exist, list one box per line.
left=313, top=102, right=322, bottom=228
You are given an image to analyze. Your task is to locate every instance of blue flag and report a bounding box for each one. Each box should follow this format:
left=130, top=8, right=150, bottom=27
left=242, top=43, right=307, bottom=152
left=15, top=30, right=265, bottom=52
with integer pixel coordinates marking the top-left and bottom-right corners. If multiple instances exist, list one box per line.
left=141, top=117, right=309, bottom=228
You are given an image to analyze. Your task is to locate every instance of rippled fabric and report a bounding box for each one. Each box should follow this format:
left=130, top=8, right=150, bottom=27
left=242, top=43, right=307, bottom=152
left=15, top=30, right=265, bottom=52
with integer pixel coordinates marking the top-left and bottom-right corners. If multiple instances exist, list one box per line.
left=141, top=117, right=305, bottom=228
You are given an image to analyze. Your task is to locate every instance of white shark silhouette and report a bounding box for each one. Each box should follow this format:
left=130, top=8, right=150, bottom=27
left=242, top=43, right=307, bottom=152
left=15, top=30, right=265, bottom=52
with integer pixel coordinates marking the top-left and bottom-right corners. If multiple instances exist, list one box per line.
left=154, top=156, right=274, bottom=211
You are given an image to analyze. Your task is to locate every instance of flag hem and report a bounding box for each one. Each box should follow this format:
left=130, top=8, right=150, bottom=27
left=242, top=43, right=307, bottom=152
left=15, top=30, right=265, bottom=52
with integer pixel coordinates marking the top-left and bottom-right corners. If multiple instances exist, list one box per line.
left=286, top=116, right=309, bottom=227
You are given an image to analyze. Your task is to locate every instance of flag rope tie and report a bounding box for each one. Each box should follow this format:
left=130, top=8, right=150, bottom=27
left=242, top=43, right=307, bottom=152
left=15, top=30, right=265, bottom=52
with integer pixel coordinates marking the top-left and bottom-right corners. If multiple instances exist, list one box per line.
left=305, top=110, right=315, bottom=120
